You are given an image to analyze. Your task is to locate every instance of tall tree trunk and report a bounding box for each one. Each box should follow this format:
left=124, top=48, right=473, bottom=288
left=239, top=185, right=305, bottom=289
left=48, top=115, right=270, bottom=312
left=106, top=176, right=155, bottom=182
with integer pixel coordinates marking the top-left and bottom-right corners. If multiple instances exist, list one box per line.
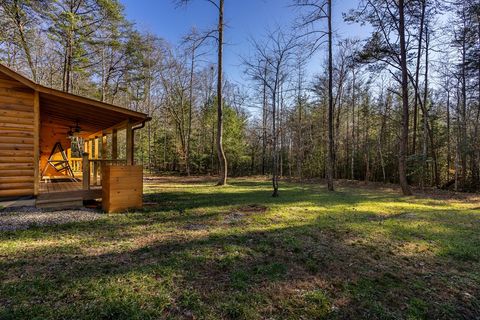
left=398, top=0, right=412, bottom=195
left=471, top=97, right=480, bottom=190
left=101, top=48, right=106, bottom=102
left=326, top=0, right=334, bottom=191
left=446, top=89, right=451, bottom=182
left=262, top=63, right=268, bottom=176
left=351, top=67, right=356, bottom=180
left=422, top=24, right=429, bottom=190
left=216, top=0, right=227, bottom=185
left=163, top=118, right=167, bottom=170
left=63, top=31, right=73, bottom=93
left=364, top=104, right=370, bottom=183
left=455, top=124, right=460, bottom=192
left=333, top=63, right=345, bottom=179
left=474, top=49, right=480, bottom=190
left=12, top=0, right=36, bottom=81
left=297, top=80, right=303, bottom=179
left=412, top=0, right=426, bottom=156
left=272, top=89, right=279, bottom=197
left=187, top=47, right=195, bottom=176
left=455, top=82, right=462, bottom=191
left=211, top=121, right=215, bottom=172
left=378, top=89, right=389, bottom=183
left=279, top=84, right=284, bottom=178
left=460, top=10, right=468, bottom=189
left=422, top=24, right=440, bottom=188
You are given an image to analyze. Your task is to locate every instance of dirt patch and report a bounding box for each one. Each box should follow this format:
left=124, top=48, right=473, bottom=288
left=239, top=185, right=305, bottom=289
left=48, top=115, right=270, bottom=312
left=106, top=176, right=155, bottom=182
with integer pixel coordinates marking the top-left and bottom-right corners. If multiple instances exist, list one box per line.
left=237, top=204, right=267, bottom=214
left=223, top=212, right=245, bottom=224
left=223, top=205, right=267, bottom=225
left=368, top=212, right=418, bottom=221
left=182, top=223, right=210, bottom=231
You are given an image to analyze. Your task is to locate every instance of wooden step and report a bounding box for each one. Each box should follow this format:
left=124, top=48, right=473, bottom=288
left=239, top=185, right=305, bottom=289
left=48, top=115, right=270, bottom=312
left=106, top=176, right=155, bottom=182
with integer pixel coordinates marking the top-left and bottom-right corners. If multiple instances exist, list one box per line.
left=36, top=197, right=84, bottom=210
left=37, top=189, right=102, bottom=201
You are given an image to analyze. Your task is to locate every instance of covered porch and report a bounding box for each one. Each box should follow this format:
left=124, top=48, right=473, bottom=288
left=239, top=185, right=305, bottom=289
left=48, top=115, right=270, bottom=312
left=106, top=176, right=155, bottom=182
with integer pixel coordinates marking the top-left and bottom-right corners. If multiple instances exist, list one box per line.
left=36, top=87, right=149, bottom=210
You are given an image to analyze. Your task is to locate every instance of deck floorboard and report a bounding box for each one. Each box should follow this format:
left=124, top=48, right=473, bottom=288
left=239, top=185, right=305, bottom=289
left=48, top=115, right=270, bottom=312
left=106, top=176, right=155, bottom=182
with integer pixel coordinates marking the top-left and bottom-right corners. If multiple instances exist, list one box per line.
left=39, top=179, right=102, bottom=201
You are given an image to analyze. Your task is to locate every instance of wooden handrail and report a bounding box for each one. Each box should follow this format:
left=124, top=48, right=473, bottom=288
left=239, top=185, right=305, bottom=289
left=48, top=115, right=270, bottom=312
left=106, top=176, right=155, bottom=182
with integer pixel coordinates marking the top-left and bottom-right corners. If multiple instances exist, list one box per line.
left=89, top=159, right=127, bottom=187
left=88, top=159, right=127, bottom=164
left=80, top=156, right=130, bottom=190
left=70, top=158, right=82, bottom=173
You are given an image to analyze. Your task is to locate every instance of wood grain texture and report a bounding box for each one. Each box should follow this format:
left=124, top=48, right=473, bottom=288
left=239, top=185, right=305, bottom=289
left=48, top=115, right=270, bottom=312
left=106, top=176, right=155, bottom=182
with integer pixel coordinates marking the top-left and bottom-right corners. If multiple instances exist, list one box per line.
left=102, top=165, right=143, bottom=213
left=0, top=80, right=35, bottom=198
left=34, top=90, right=39, bottom=195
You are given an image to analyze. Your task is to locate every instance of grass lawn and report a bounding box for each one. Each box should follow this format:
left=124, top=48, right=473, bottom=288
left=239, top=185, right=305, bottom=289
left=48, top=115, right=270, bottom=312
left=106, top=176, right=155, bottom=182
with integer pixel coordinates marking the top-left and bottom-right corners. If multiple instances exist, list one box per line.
left=1, top=177, right=479, bottom=319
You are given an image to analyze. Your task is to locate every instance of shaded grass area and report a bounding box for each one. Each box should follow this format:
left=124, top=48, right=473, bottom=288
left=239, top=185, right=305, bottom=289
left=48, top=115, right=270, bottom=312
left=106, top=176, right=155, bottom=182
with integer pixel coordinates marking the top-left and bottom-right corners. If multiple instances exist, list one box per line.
left=1, top=177, right=480, bottom=319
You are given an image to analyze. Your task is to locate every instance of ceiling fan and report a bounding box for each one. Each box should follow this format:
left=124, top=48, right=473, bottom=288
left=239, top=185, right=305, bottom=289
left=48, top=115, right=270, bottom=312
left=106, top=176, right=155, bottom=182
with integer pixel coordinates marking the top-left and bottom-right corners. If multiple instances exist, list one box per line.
left=67, top=120, right=83, bottom=139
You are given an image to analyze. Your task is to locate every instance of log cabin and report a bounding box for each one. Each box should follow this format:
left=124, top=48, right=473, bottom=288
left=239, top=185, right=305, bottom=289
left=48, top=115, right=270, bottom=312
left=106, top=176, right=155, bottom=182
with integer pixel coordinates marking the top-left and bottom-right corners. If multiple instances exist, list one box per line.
left=0, top=64, right=150, bottom=212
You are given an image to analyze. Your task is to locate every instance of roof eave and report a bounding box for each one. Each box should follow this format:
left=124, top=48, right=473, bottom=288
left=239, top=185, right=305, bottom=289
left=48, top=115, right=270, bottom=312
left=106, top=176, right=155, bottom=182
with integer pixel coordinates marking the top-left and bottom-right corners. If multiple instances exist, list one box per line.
left=0, top=63, right=149, bottom=121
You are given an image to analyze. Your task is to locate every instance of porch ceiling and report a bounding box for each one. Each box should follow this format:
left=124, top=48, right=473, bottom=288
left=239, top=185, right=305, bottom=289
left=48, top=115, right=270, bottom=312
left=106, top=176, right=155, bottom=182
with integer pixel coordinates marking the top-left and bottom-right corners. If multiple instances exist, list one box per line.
left=39, top=92, right=147, bottom=134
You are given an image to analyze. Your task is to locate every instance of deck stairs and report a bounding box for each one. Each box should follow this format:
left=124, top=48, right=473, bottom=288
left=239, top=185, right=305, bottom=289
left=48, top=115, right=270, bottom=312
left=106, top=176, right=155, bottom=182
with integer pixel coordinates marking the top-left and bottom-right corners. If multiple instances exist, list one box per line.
left=36, top=197, right=84, bottom=210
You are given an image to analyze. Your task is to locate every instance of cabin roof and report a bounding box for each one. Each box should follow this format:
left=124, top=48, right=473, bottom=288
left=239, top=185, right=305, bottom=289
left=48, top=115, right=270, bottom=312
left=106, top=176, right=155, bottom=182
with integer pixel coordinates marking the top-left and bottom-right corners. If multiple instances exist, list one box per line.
left=0, top=64, right=149, bottom=133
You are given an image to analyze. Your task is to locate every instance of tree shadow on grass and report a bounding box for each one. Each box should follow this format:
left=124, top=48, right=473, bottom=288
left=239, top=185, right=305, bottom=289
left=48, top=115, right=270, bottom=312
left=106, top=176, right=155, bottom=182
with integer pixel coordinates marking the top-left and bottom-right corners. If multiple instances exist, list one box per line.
left=1, top=179, right=479, bottom=319
left=144, top=183, right=405, bottom=214
left=1, top=206, right=479, bottom=319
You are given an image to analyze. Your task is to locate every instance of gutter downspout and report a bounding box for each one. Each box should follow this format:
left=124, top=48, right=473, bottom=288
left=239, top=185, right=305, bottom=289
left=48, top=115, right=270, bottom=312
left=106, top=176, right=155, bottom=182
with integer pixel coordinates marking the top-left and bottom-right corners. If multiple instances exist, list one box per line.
left=130, top=117, right=151, bottom=165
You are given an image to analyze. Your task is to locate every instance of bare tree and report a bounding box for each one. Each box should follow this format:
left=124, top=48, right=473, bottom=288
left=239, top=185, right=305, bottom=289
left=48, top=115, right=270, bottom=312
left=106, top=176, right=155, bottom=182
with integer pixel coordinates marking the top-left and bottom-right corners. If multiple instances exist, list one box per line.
left=176, top=0, right=227, bottom=185
left=0, top=0, right=50, bottom=81
left=182, top=28, right=213, bottom=176
left=411, top=0, right=427, bottom=156
left=398, top=0, right=412, bottom=195
left=347, top=0, right=413, bottom=195
left=215, top=0, right=227, bottom=185
left=293, top=0, right=334, bottom=191
left=244, top=29, right=297, bottom=196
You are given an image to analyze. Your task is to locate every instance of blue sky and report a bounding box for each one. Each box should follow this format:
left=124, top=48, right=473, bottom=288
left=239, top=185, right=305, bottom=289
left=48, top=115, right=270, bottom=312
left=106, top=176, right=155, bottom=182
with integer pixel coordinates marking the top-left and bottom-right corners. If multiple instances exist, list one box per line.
left=120, top=0, right=370, bottom=85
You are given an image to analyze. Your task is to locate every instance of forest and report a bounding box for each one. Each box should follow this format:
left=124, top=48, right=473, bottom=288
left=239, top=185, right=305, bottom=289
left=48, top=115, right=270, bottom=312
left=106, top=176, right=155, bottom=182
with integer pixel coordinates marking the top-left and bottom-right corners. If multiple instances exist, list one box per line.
left=0, top=0, right=479, bottom=195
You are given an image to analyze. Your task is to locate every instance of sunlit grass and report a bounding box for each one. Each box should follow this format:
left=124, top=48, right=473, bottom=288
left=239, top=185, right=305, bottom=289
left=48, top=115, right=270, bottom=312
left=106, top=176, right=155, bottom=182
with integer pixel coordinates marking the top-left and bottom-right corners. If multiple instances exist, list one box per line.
left=1, top=177, right=479, bottom=319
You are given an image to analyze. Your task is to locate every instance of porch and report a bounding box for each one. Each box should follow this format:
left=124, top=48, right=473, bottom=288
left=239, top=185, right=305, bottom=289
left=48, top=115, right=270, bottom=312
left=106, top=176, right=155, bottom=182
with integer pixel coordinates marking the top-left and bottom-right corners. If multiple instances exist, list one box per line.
left=0, top=63, right=149, bottom=210
left=36, top=87, right=149, bottom=210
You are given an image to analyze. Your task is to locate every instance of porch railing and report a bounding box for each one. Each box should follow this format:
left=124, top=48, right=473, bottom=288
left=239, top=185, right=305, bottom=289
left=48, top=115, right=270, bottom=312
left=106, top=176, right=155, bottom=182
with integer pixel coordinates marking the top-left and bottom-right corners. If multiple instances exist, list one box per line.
left=81, top=153, right=127, bottom=190
left=70, top=158, right=83, bottom=174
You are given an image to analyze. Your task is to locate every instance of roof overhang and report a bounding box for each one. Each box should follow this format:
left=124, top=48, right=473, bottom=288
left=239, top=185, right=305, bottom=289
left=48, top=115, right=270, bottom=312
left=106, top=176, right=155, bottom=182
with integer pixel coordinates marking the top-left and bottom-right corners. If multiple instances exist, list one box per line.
left=0, top=64, right=150, bottom=134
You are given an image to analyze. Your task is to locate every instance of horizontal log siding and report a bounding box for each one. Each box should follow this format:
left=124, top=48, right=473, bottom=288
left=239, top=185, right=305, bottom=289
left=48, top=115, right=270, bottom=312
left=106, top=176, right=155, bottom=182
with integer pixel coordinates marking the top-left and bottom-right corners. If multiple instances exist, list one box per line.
left=0, top=78, right=35, bottom=198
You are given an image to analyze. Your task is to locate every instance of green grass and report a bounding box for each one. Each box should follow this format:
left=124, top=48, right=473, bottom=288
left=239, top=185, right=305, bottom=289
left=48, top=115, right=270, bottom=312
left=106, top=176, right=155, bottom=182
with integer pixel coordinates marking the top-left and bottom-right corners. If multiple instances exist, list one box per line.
left=1, top=177, right=480, bottom=319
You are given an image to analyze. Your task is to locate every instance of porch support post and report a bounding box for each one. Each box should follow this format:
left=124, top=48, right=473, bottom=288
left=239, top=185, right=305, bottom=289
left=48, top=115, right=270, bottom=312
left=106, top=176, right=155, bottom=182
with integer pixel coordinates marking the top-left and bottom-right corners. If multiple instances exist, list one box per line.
left=88, top=139, right=93, bottom=158
left=67, top=148, right=72, bottom=170
left=94, top=137, right=99, bottom=159
left=101, top=133, right=107, bottom=159
left=94, top=137, right=100, bottom=185
left=82, top=152, right=90, bottom=190
left=112, top=129, right=118, bottom=160
left=100, top=133, right=107, bottom=183
left=33, top=90, right=40, bottom=195
left=126, top=120, right=133, bottom=165
left=91, top=139, right=97, bottom=185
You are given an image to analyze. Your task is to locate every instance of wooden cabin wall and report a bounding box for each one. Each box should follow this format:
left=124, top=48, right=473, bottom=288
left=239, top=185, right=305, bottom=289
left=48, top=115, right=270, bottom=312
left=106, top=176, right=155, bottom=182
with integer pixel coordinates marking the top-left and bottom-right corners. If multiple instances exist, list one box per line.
left=0, top=73, right=36, bottom=198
